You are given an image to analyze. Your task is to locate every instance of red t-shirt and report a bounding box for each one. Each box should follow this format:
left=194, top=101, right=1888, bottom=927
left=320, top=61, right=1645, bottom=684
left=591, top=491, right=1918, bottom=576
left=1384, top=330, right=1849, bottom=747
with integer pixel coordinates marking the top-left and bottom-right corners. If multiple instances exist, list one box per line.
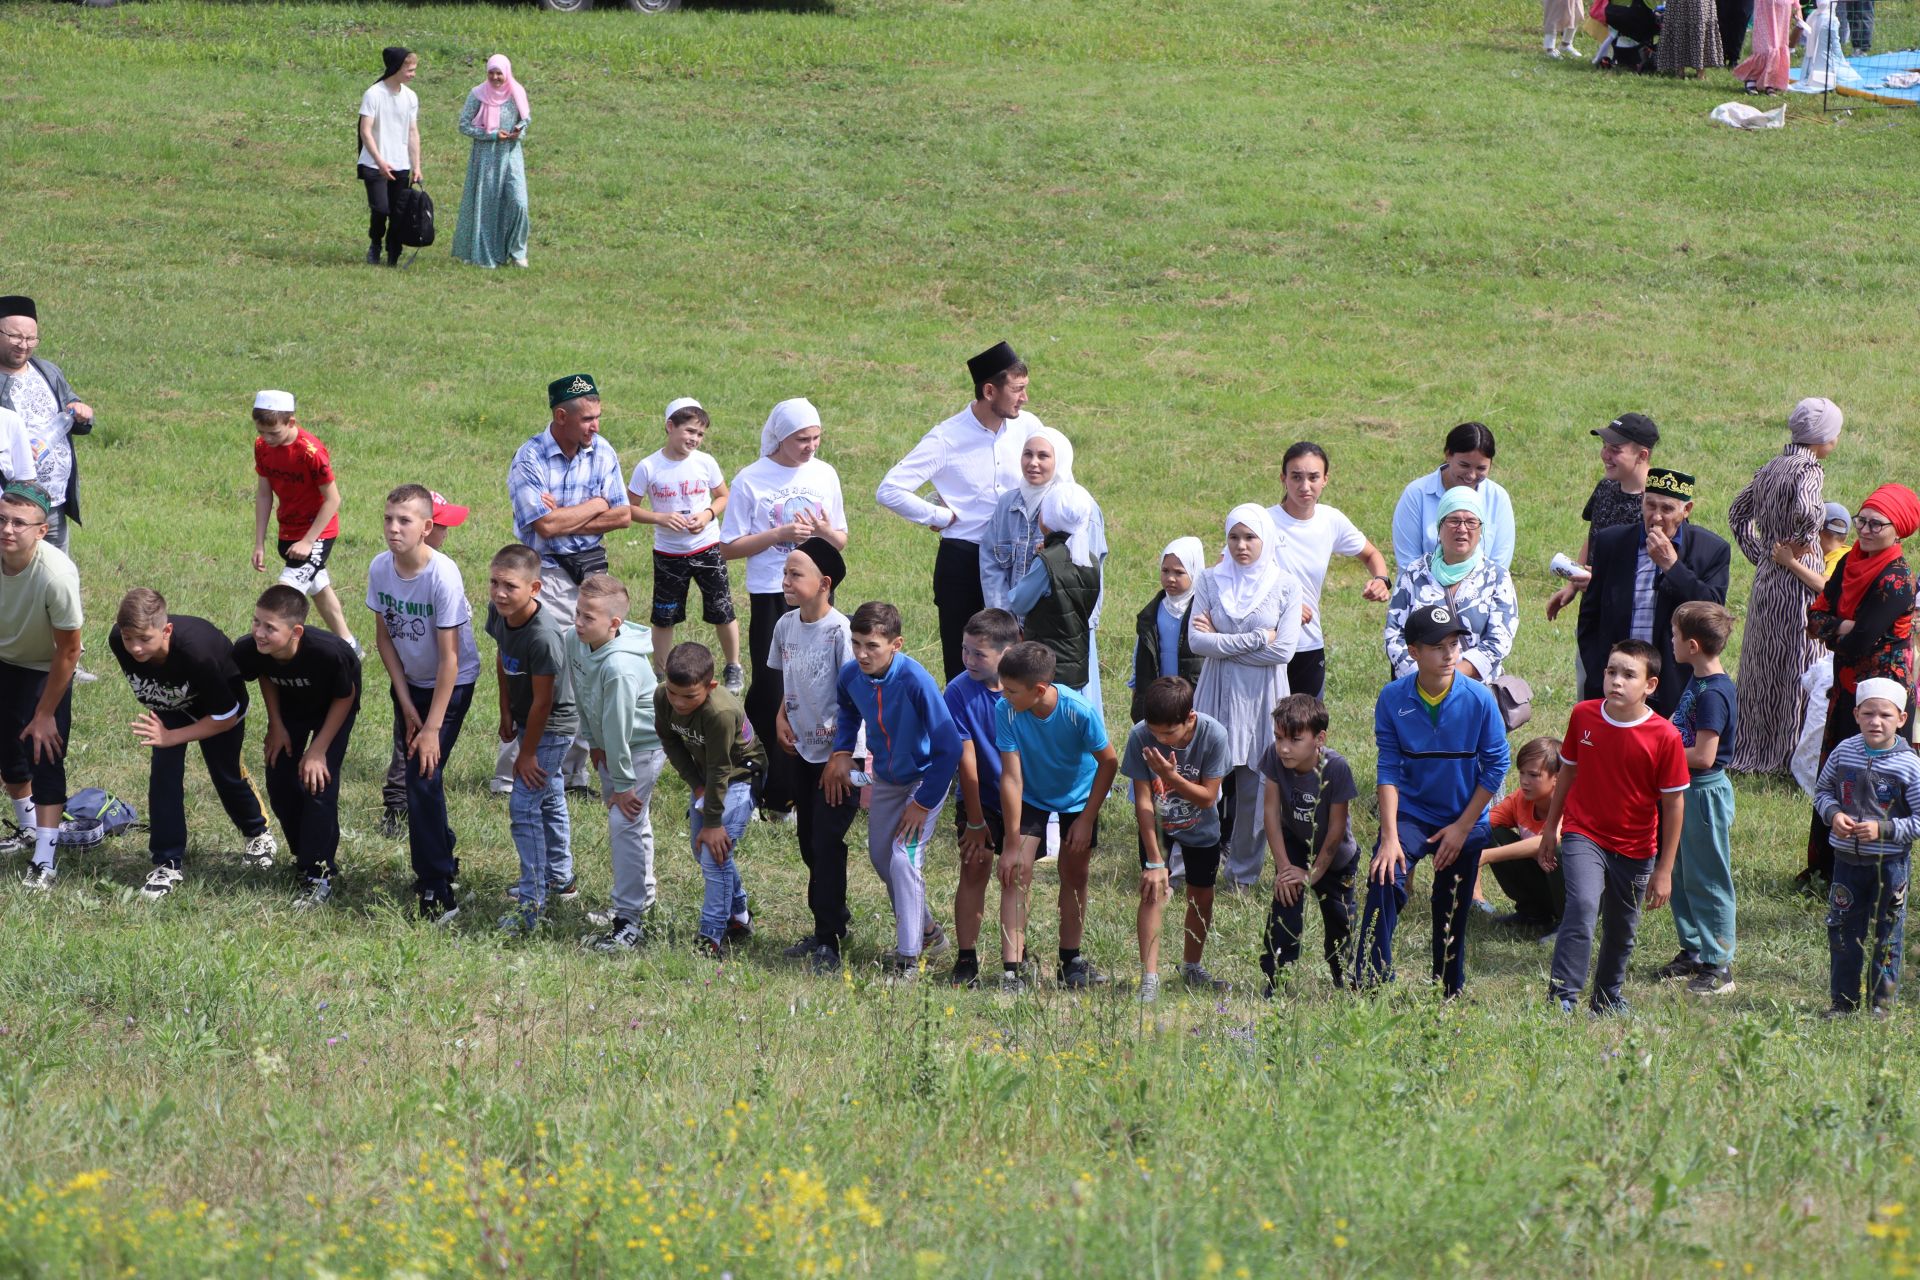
left=1558, top=699, right=1689, bottom=859
left=1490, top=790, right=1548, bottom=837
left=255, top=429, right=339, bottom=541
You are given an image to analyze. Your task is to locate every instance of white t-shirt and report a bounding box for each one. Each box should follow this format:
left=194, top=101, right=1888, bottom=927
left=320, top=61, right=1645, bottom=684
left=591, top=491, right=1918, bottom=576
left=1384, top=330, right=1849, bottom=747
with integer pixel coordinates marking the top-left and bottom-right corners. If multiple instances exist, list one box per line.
left=0, top=407, right=39, bottom=496
left=1268, top=502, right=1367, bottom=653
left=358, top=82, right=419, bottom=171
left=629, top=448, right=726, bottom=556
left=767, top=607, right=853, bottom=764
left=365, top=549, right=482, bottom=688
left=718, top=457, right=847, bottom=595
left=2, top=367, right=70, bottom=504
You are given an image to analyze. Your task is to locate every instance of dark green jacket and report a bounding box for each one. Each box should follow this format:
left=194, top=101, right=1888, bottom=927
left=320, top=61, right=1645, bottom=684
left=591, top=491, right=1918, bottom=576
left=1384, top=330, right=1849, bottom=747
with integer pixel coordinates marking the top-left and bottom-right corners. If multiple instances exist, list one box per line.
left=1023, top=532, right=1101, bottom=689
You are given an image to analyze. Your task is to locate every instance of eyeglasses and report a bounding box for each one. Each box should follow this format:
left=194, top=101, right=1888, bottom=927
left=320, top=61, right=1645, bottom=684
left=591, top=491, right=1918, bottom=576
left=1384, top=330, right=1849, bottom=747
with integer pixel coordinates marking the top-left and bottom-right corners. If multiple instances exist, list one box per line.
left=0, top=332, right=37, bottom=346
left=0, top=516, right=45, bottom=532
left=1439, top=517, right=1481, bottom=531
left=1854, top=515, right=1893, bottom=534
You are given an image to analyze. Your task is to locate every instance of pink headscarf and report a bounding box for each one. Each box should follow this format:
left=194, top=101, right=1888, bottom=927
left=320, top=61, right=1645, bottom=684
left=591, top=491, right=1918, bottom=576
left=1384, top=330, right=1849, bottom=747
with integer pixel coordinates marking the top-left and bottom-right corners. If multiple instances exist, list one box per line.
left=470, top=55, right=529, bottom=134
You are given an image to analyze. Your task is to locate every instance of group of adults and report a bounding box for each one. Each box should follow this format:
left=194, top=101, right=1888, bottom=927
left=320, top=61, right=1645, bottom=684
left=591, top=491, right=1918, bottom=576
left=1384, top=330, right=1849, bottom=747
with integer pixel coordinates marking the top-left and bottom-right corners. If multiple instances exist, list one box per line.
left=356, top=46, right=533, bottom=270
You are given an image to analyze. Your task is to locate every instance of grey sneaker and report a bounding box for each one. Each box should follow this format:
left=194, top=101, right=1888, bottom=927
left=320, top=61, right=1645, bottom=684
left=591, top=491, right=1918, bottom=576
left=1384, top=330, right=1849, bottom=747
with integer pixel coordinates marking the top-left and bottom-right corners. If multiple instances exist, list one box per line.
left=0, top=824, right=31, bottom=856
left=587, top=918, right=643, bottom=953
left=140, top=865, right=185, bottom=900
left=21, top=863, right=55, bottom=892
left=1138, top=972, right=1161, bottom=1004
left=71, top=665, right=99, bottom=685
left=920, top=922, right=952, bottom=959
left=783, top=934, right=824, bottom=959
left=999, top=968, right=1027, bottom=994
left=722, top=663, right=745, bottom=694
left=1686, top=965, right=1734, bottom=996
left=379, top=806, right=406, bottom=840
left=1180, top=962, right=1231, bottom=994
left=242, top=832, right=277, bottom=870
left=1058, top=955, right=1106, bottom=990
left=292, top=874, right=333, bottom=910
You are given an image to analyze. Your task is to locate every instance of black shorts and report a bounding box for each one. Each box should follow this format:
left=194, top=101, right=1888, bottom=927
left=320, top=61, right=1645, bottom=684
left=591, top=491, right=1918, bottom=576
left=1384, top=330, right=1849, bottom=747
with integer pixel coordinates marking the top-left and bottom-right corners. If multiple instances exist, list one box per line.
left=956, top=805, right=1006, bottom=856
left=1018, top=801, right=1099, bottom=847
left=651, top=546, right=736, bottom=627
left=0, top=660, right=69, bottom=809
left=277, top=537, right=335, bottom=595
left=1149, top=839, right=1222, bottom=889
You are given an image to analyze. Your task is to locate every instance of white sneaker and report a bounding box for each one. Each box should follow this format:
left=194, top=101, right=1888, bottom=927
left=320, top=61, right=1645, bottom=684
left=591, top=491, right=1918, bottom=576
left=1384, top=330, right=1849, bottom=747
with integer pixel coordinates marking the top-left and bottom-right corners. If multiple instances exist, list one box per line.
left=242, top=832, right=277, bottom=869
left=141, top=865, right=185, bottom=900
left=1138, top=972, right=1161, bottom=1004
left=488, top=777, right=514, bottom=795
left=71, top=665, right=99, bottom=685
left=21, top=863, right=55, bottom=891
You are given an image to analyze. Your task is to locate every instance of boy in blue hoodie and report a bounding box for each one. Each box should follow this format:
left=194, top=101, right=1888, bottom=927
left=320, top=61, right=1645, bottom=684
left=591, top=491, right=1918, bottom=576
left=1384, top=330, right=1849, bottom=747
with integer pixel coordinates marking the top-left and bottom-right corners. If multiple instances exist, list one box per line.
left=825, top=601, right=962, bottom=978
left=567, top=573, right=665, bottom=954
left=1815, top=677, right=1920, bottom=1018
left=1359, top=604, right=1511, bottom=997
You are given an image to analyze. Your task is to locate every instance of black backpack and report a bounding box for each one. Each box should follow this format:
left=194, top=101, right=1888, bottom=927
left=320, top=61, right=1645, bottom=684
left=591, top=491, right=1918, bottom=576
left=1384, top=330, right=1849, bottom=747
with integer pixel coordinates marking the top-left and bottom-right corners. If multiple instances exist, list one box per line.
left=393, top=183, right=436, bottom=248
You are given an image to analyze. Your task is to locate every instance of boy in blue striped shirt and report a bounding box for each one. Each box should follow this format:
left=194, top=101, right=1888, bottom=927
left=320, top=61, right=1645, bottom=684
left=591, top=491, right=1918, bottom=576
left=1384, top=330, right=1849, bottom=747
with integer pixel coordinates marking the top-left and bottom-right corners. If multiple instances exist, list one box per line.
left=1359, top=605, right=1511, bottom=997
left=1816, top=677, right=1920, bottom=1018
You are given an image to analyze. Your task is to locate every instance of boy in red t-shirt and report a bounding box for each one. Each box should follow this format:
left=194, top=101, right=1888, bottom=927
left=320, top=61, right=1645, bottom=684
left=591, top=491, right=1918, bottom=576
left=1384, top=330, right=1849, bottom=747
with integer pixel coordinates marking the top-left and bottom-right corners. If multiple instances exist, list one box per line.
left=251, top=391, right=358, bottom=654
left=1537, top=639, right=1689, bottom=1014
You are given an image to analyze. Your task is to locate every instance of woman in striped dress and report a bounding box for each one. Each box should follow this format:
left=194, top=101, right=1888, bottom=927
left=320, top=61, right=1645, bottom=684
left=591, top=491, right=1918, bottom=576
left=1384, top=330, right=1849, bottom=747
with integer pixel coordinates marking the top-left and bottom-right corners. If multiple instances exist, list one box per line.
left=1726, top=398, right=1843, bottom=774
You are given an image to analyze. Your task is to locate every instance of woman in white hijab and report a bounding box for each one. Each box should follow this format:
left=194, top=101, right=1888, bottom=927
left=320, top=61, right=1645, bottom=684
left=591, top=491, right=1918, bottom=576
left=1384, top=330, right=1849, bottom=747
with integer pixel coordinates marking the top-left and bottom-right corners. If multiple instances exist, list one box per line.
left=718, top=397, right=849, bottom=817
left=1189, top=503, right=1301, bottom=890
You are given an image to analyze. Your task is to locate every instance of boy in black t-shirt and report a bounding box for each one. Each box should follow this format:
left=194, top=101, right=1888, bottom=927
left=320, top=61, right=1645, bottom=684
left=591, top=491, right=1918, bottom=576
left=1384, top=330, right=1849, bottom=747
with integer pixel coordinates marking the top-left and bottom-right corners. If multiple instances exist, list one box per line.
left=108, top=587, right=275, bottom=900
left=1258, top=693, right=1361, bottom=994
left=232, top=585, right=361, bottom=908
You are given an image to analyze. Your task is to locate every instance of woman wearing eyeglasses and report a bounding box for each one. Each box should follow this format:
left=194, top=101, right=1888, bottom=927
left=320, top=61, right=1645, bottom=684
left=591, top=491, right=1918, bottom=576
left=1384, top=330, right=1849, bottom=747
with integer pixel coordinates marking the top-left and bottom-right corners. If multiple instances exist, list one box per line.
left=1801, top=484, right=1919, bottom=889
left=1382, top=486, right=1518, bottom=682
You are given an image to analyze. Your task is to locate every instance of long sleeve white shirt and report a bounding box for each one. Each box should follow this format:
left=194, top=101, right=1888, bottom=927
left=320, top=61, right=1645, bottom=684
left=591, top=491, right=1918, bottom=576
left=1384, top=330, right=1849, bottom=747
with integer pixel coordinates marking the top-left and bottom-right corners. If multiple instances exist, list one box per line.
left=874, top=404, right=1032, bottom=543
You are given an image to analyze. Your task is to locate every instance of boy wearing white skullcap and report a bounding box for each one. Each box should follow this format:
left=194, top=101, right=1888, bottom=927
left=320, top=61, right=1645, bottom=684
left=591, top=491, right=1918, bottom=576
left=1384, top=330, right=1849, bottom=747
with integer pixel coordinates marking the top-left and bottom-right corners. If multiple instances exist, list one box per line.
left=1815, top=675, right=1920, bottom=1017
left=252, top=391, right=359, bottom=656
left=626, top=397, right=741, bottom=690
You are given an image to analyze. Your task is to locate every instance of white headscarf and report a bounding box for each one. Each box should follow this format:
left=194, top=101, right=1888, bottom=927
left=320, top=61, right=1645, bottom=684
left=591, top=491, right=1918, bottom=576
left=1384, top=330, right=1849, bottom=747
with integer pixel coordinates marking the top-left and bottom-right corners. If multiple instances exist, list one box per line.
left=759, top=397, right=820, bottom=459
left=1040, top=481, right=1097, bottom=568
left=1160, top=536, right=1204, bottom=614
left=1211, top=503, right=1283, bottom=616
left=1018, top=427, right=1076, bottom=517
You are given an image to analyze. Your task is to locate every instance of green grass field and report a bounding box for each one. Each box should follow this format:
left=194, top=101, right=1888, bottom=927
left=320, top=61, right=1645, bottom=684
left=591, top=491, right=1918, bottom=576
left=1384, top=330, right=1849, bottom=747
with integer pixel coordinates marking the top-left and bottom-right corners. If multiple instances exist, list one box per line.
left=4, top=0, right=1920, bottom=1274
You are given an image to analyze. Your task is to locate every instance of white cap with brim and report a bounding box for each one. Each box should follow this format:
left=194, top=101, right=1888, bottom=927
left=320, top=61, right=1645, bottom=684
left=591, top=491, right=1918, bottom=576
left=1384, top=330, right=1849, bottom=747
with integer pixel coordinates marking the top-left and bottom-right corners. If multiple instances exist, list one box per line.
left=665, top=397, right=704, bottom=422
left=254, top=390, right=295, bottom=413
left=1856, top=678, right=1908, bottom=713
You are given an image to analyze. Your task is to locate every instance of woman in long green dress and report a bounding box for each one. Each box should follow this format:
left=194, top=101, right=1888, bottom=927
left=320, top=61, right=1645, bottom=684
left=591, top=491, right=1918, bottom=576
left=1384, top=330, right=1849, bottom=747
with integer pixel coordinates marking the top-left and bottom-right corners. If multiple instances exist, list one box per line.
left=453, top=55, right=530, bottom=269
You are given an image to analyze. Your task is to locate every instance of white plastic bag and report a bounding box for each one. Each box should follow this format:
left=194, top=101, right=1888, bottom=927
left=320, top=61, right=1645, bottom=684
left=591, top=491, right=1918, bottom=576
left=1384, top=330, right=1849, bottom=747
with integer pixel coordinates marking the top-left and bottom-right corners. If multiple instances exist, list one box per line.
left=1710, top=101, right=1788, bottom=129
left=1793, top=654, right=1834, bottom=797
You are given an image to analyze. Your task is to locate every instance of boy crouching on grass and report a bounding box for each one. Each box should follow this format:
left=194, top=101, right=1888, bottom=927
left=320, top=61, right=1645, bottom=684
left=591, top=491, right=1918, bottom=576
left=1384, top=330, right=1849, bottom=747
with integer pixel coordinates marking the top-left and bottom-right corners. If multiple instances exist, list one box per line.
left=1120, top=675, right=1229, bottom=1003
left=1815, top=678, right=1920, bottom=1019
left=1480, top=736, right=1564, bottom=940
left=657, top=642, right=762, bottom=959
left=1538, top=639, right=1689, bottom=1016
left=487, top=544, right=580, bottom=932
left=1258, top=693, right=1360, bottom=997
left=232, top=585, right=360, bottom=909
left=568, top=573, right=667, bottom=954
left=1659, top=601, right=1740, bottom=996
left=824, top=602, right=961, bottom=978
left=110, top=588, right=277, bottom=900
left=993, top=640, right=1119, bottom=991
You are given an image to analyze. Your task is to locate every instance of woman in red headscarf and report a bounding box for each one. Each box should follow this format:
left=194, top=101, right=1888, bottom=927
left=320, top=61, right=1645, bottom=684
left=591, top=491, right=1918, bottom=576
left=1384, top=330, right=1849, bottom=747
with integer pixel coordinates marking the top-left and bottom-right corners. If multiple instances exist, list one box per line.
left=1800, top=483, right=1919, bottom=889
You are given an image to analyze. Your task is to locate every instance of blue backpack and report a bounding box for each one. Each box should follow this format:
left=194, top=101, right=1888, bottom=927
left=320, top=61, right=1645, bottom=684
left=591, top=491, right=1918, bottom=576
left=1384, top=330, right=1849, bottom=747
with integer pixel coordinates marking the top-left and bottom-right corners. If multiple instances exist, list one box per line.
left=55, top=788, right=140, bottom=850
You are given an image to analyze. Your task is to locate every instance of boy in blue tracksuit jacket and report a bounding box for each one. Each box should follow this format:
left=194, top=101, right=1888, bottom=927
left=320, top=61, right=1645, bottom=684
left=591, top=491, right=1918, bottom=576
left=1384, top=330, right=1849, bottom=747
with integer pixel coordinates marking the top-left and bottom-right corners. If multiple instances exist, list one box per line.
left=1359, top=604, right=1511, bottom=997
left=825, top=601, right=963, bottom=975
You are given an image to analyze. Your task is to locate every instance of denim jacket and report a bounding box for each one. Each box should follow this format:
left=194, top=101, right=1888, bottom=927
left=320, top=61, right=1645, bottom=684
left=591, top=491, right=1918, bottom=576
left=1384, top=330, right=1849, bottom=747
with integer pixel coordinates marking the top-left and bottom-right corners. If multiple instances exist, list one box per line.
left=979, top=488, right=1108, bottom=628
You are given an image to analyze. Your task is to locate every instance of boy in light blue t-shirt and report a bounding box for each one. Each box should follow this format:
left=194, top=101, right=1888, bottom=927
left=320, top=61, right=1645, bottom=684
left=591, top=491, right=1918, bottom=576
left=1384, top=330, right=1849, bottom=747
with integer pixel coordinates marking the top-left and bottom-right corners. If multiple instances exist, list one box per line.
left=993, top=641, right=1119, bottom=991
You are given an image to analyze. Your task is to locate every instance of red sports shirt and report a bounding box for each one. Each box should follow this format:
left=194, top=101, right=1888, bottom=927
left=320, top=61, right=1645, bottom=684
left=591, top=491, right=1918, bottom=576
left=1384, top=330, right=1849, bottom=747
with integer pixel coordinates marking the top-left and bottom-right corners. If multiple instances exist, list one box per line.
left=1558, top=699, right=1689, bottom=860
left=255, top=429, right=339, bottom=541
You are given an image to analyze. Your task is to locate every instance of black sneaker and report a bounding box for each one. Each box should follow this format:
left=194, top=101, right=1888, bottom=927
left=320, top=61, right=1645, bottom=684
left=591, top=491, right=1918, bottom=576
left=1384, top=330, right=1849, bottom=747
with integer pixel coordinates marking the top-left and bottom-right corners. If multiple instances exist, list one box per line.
left=366, top=244, right=381, bottom=265
left=293, top=874, right=333, bottom=910
left=946, top=960, right=980, bottom=989
left=1793, top=867, right=1829, bottom=900
left=416, top=891, right=459, bottom=927
left=694, top=936, right=724, bottom=961
left=1654, top=951, right=1699, bottom=982
left=1686, top=965, right=1734, bottom=996
left=805, top=944, right=842, bottom=976
left=782, top=934, right=823, bottom=960
left=1179, top=962, right=1231, bottom=994
left=380, top=806, right=406, bottom=840
left=725, top=918, right=754, bottom=946
left=587, top=918, right=643, bottom=953
left=1058, top=955, right=1107, bottom=990
left=1822, top=1004, right=1855, bottom=1020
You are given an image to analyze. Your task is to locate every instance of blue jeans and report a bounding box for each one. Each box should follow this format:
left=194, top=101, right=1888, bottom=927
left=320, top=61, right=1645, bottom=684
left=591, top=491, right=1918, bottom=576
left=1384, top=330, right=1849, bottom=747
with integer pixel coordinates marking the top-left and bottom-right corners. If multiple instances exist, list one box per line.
left=1829, top=856, right=1909, bottom=1010
left=1355, top=814, right=1486, bottom=997
left=509, top=731, right=572, bottom=911
left=689, top=781, right=753, bottom=943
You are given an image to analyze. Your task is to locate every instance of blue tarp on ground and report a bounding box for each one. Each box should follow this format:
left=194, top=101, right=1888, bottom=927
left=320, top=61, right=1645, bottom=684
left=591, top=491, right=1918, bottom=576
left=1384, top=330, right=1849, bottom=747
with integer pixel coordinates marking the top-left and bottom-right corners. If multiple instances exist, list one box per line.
left=1790, top=48, right=1920, bottom=102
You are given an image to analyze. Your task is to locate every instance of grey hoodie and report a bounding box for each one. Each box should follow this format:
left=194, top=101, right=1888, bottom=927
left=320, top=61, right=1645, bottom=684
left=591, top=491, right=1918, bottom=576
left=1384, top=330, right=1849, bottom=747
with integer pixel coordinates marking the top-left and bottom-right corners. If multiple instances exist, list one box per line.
left=565, top=623, right=660, bottom=793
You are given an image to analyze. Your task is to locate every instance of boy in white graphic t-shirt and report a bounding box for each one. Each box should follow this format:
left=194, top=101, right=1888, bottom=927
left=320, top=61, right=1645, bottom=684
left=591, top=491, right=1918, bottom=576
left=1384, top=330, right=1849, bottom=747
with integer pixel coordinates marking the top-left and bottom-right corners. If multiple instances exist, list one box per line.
left=627, top=398, right=740, bottom=688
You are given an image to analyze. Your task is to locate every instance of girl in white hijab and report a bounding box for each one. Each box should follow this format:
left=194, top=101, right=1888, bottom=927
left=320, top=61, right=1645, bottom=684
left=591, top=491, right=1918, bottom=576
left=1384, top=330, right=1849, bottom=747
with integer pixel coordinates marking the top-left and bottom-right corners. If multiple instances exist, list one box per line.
left=1189, top=503, right=1301, bottom=890
left=1008, top=480, right=1108, bottom=713
left=718, top=396, right=848, bottom=819
left=982, top=425, right=1108, bottom=610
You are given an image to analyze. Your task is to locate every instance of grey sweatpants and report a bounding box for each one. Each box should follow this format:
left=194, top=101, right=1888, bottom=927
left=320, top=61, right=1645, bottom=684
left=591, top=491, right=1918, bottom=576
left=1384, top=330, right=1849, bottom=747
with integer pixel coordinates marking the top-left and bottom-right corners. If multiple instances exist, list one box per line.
left=1549, top=832, right=1652, bottom=1009
left=866, top=778, right=943, bottom=957
left=601, top=750, right=666, bottom=922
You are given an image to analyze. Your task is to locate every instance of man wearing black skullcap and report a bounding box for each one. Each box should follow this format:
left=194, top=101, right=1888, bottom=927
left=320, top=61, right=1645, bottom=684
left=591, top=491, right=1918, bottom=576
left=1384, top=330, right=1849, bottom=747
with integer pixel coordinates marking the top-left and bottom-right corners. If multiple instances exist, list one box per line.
left=0, top=296, right=93, bottom=555
left=357, top=47, right=422, bottom=266
left=876, top=341, right=1035, bottom=681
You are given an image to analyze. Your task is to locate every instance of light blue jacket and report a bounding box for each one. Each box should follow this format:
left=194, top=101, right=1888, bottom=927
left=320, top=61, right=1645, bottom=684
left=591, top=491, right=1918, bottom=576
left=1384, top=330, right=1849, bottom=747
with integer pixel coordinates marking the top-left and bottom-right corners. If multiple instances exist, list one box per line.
left=1391, top=467, right=1516, bottom=574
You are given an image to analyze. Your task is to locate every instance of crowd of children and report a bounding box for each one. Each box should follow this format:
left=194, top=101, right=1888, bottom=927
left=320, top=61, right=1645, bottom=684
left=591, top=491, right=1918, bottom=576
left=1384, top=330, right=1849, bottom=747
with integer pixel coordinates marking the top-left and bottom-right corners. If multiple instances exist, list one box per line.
left=10, top=370, right=1918, bottom=1019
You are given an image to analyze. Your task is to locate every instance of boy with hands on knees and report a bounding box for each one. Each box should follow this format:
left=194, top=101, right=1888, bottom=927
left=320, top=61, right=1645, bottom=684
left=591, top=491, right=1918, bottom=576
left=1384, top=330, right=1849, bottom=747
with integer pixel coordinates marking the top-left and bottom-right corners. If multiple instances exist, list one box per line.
left=657, top=642, right=763, bottom=958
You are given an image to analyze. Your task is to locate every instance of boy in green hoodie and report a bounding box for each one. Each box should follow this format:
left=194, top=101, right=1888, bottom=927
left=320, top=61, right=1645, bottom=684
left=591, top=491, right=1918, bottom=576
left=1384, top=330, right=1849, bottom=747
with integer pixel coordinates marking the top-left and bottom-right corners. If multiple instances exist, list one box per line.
left=568, top=573, right=666, bottom=953
left=657, top=641, right=765, bottom=957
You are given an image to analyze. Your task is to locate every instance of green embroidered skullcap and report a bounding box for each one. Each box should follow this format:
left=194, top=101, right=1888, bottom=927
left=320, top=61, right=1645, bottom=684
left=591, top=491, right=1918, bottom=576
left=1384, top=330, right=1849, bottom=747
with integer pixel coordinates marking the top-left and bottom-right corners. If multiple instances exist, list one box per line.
left=548, top=373, right=600, bottom=408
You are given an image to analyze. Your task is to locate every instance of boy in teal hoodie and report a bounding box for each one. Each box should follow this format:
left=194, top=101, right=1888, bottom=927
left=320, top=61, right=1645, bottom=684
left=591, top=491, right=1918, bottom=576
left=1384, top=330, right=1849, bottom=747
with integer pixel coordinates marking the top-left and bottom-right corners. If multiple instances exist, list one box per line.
left=567, top=573, right=665, bottom=953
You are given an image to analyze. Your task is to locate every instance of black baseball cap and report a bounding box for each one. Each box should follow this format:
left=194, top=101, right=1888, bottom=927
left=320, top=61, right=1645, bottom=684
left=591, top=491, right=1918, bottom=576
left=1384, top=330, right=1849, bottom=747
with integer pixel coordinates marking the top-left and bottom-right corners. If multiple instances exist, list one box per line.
left=1594, top=413, right=1659, bottom=449
left=1405, top=604, right=1473, bottom=647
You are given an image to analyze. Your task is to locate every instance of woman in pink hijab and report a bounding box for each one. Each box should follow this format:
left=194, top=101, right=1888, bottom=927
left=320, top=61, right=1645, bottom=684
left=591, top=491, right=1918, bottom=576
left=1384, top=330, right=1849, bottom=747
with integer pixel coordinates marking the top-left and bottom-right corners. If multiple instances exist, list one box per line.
left=453, top=55, right=531, bottom=268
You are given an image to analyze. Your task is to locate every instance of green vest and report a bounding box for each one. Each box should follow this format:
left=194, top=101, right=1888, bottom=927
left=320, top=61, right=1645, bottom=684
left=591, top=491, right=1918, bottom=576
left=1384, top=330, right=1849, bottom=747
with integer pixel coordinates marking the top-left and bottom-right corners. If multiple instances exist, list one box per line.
left=1023, top=533, right=1101, bottom=689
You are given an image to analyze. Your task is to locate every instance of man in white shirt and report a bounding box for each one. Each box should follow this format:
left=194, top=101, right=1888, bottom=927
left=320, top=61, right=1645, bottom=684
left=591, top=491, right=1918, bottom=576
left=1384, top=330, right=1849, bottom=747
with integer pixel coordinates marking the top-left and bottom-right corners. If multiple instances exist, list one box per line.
left=357, top=46, right=422, bottom=267
left=876, top=341, right=1035, bottom=681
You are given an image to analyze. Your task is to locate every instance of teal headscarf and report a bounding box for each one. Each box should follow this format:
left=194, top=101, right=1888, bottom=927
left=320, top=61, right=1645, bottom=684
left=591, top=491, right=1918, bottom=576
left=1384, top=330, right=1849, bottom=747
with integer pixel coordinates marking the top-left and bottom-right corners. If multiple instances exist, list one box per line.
left=1429, top=486, right=1484, bottom=587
